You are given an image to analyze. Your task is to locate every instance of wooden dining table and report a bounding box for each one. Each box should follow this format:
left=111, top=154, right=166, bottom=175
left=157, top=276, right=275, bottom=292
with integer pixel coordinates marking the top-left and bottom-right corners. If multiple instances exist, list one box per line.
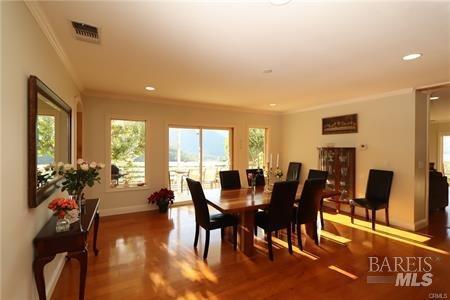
left=204, top=186, right=343, bottom=256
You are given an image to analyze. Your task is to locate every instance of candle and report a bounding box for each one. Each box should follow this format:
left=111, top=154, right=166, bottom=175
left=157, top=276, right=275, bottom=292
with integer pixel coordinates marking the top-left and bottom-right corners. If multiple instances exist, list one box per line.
left=276, top=154, right=279, bottom=168
left=270, top=154, right=273, bottom=168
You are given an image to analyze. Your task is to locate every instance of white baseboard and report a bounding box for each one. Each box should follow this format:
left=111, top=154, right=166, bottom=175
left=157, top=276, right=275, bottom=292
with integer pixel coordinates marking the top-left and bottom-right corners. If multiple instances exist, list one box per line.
left=100, top=204, right=155, bottom=216
left=46, top=253, right=66, bottom=299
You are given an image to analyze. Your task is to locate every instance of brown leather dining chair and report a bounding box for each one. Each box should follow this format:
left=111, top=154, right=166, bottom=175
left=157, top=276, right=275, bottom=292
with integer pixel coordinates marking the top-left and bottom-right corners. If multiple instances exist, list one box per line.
left=292, top=179, right=326, bottom=250
left=219, top=170, right=241, bottom=190
left=350, top=169, right=394, bottom=230
left=286, top=162, right=302, bottom=181
left=254, top=180, right=299, bottom=261
left=307, top=169, right=328, bottom=228
left=186, top=178, right=239, bottom=260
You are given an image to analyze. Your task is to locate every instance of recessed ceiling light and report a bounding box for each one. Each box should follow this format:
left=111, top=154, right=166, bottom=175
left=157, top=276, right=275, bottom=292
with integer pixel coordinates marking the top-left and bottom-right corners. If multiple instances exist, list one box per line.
left=402, top=53, right=422, bottom=61
left=263, top=69, right=273, bottom=74
left=145, top=86, right=155, bottom=91
left=270, top=0, right=292, bottom=5
left=430, top=96, right=439, bottom=100
left=270, top=103, right=277, bottom=107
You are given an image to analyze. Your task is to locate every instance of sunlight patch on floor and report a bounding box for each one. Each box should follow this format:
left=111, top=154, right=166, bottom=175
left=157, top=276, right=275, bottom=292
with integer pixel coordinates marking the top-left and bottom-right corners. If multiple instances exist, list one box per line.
left=271, top=236, right=320, bottom=260
left=324, top=212, right=430, bottom=242
left=320, top=230, right=351, bottom=244
left=323, top=213, right=449, bottom=255
left=328, top=265, right=358, bottom=279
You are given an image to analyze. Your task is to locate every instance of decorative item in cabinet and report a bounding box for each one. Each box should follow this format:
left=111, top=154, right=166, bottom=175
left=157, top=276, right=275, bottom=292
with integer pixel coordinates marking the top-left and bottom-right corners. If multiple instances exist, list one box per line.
left=318, top=147, right=355, bottom=212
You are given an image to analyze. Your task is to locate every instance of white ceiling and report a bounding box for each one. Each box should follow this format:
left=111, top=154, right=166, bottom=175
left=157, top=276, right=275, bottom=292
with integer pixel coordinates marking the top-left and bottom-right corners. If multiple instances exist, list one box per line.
left=39, top=1, right=450, bottom=112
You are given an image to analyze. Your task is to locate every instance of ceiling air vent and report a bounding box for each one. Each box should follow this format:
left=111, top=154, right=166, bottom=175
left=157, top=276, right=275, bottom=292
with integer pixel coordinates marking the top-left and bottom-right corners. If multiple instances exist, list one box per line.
left=71, top=21, right=100, bottom=43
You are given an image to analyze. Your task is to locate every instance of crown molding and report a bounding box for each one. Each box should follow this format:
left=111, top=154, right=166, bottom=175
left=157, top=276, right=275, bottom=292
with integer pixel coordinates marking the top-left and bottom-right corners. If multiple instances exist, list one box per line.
left=82, top=90, right=282, bottom=116
left=282, top=88, right=414, bottom=115
left=25, top=1, right=84, bottom=90
left=416, top=81, right=450, bottom=92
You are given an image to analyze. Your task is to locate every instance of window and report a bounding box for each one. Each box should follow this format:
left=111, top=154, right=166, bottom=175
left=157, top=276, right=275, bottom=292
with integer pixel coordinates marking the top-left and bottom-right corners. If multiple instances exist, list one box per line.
left=110, top=119, right=146, bottom=187
left=168, top=126, right=232, bottom=201
left=37, top=115, right=56, bottom=169
left=248, top=128, right=267, bottom=168
left=442, top=135, right=450, bottom=180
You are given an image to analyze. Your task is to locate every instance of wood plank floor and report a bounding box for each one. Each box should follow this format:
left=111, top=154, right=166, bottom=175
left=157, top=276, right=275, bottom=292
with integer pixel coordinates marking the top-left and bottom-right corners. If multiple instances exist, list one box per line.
left=52, top=206, right=450, bottom=300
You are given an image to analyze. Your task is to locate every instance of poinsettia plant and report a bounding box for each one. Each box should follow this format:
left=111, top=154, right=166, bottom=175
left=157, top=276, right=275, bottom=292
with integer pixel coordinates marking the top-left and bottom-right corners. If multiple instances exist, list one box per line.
left=48, top=197, right=78, bottom=219
left=148, top=188, right=175, bottom=213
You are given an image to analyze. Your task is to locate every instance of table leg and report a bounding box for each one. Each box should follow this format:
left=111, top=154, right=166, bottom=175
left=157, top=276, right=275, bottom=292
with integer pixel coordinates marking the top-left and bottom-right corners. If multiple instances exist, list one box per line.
left=239, top=210, right=255, bottom=256
left=71, top=248, right=88, bottom=300
left=93, top=212, right=100, bottom=256
left=33, top=255, right=55, bottom=300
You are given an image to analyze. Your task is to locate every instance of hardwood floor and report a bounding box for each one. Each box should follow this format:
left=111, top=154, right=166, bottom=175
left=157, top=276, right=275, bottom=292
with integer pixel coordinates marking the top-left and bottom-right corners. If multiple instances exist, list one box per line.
left=52, top=206, right=450, bottom=300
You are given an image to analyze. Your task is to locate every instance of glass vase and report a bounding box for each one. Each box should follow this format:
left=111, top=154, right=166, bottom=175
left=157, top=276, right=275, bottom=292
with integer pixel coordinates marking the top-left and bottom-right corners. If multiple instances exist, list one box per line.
left=56, top=217, right=70, bottom=232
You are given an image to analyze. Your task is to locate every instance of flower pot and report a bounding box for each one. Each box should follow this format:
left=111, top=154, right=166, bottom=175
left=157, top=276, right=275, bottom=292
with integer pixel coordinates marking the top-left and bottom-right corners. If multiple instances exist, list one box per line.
left=56, top=217, right=70, bottom=232
left=158, top=201, right=169, bottom=213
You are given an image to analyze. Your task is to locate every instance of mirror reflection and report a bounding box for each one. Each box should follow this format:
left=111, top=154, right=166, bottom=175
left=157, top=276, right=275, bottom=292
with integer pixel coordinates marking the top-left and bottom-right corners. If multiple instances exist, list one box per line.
left=36, top=93, right=70, bottom=188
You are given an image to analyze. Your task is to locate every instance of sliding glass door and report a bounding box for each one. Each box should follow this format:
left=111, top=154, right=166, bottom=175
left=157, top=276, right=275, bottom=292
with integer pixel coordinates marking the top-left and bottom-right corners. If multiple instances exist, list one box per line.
left=169, top=126, right=232, bottom=201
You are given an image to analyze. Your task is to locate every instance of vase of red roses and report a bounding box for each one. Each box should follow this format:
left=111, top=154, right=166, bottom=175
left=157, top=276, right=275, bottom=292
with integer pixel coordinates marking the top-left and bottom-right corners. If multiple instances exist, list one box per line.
left=48, top=197, right=78, bottom=232
left=148, top=188, right=175, bottom=213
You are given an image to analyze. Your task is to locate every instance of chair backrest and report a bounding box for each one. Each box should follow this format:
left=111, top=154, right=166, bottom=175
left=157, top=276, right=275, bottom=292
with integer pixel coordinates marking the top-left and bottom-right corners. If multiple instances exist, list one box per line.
left=267, top=180, right=299, bottom=231
left=246, top=169, right=266, bottom=186
left=186, top=178, right=210, bottom=227
left=286, top=162, right=302, bottom=181
left=219, top=170, right=241, bottom=189
left=365, top=169, right=394, bottom=205
left=307, top=169, right=328, bottom=181
left=296, top=179, right=326, bottom=224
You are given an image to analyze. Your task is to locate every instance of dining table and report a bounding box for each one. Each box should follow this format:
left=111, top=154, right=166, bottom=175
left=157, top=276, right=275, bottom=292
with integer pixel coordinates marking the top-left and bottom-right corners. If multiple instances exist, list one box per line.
left=204, top=186, right=343, bottom=256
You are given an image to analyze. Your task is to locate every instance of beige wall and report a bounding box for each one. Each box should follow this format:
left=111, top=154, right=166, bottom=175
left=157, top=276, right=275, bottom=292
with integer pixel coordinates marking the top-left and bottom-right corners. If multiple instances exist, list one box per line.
left=280, top=91, right=424, bottom=230
left=82, top=95, right=281, bottom=214
left=1, top=2, right=79, bottom=299
left=414, top=92, right=428, bottom=227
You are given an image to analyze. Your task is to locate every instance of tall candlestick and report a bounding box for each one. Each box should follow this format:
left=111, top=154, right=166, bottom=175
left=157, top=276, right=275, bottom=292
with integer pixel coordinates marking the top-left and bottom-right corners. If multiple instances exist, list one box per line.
left=270, top=154, right=273, bottom=168
left=276, top=154, right=279, bottom=168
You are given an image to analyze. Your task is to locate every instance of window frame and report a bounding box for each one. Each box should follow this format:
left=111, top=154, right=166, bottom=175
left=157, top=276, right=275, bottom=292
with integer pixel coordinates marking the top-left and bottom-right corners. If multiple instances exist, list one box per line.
left=106, top=115, right=150, bottom=192
left=247, top=126, right=270, bottom=169
left=166, top=124, right=234, bottom=197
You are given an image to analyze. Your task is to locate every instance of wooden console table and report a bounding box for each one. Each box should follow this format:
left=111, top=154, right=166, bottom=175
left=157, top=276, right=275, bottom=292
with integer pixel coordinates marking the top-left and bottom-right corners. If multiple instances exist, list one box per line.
left=33, top=198, right=100, bottom=300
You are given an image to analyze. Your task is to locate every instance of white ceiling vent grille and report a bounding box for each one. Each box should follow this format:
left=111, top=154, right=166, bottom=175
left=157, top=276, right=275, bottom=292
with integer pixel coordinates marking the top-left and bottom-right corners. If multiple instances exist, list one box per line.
left=71, top=21, right=100, bottom=44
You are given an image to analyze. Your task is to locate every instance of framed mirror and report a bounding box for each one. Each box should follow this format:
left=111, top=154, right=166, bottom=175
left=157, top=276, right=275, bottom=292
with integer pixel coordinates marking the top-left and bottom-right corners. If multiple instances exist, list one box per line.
left=28, top=75, right=72, bottom=208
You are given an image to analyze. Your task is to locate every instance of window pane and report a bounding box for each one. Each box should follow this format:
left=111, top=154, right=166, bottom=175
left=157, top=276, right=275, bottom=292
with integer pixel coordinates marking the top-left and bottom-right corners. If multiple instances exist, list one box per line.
left=37, top=115, right=56, bottom=169
left=248, top=128, right=266, bottom=168
left=202, top=129, right=231, bottom=188
left=111, top=119, right=146, bottom=187
left=443, top=136, right=450, bottom=179
left=169, top=128, right=200, bottom=200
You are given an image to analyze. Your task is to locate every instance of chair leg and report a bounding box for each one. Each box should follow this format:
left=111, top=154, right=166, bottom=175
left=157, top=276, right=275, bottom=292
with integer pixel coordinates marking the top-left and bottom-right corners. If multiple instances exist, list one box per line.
left=313, top=221, right=319, bottom=245
left=350, top=205, right=355, bottom=224
left=194, top=223, right=199, bottom=248
left=233, top=225, right=238, bottom=251
left=287, top=226, right=293, bottom=255
left=221, top=228, right=224, bottom=240
left=254, top=225, right=258, bottom=236
left=267, top=231, right=274, bottom=261
left=372, top=210, right=376, bottom=231
left=297, top=224, right=303, bottom=251
left=365, top=208, right=369, bottom=220
left=385, top=207, right=390, bottom=226
left=203, top=230, right=210, bottom=260
left=320, top=210, right=324, bottom=229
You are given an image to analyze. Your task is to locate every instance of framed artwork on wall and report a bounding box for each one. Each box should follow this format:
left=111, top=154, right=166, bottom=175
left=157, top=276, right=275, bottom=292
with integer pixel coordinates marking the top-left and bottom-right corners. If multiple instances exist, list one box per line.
left=322, top=114, right=358, bottom=135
